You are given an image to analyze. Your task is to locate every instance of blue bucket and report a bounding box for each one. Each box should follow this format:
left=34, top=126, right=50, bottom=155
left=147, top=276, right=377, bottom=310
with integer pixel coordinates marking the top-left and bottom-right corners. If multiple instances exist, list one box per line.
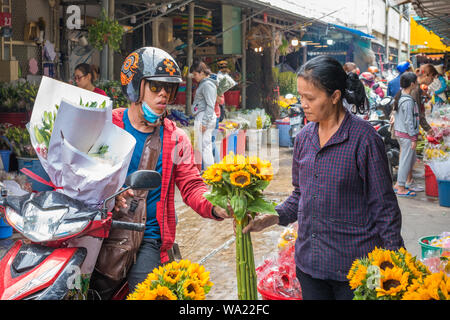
left=0, top=135, right=13, bottom=172
left=0, top=217, right=13, bottom=239
left=17, top=157, right=53, bottom=192
left=275, top=120, right=291, bottom=147
left=437, top=180, right=450, bottom=207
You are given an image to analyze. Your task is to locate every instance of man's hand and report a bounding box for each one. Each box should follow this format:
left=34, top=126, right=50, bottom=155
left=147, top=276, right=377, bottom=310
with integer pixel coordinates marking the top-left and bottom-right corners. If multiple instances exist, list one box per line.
left=212, top=205, right=233, bottom=219
left=201, top=125, right=207, bottom=133
left=242, top=214, right=279, bottom=234
left=114, top=189, right=134, bottom=212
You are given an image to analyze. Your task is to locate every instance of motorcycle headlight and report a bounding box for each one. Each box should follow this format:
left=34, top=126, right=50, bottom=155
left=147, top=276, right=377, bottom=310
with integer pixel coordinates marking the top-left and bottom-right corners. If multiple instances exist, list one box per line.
left=5, top=202, right=90, bottom=243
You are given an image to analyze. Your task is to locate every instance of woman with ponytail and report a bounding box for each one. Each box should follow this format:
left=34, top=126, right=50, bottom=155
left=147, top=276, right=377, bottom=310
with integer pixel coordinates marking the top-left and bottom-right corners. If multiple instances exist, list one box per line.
left=241, top=55, right=403, bottom=300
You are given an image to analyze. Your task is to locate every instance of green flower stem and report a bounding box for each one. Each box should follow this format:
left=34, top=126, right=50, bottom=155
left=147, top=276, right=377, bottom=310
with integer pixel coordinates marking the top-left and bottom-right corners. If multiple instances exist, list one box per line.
left=235, top=216, right=258, bottom=300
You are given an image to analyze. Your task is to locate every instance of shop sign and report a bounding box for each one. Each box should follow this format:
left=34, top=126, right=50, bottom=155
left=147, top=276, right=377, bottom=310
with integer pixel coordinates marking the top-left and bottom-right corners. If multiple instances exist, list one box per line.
left=0, top=12, right=12, bottom=27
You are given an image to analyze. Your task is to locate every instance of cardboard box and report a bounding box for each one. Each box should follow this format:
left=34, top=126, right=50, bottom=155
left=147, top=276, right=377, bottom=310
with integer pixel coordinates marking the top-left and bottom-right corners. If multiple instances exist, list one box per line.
left=0, top=60, right=19, bottom=82
left=195, top=46, right=217, bottom=56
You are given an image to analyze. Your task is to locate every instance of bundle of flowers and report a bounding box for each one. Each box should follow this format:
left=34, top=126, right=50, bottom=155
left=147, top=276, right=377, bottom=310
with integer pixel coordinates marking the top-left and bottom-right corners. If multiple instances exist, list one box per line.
left=202, top=152, right=278, bottom=300
left=127, top=260, right=213, bottom=300
left=347, top=247, right=450, bottom=300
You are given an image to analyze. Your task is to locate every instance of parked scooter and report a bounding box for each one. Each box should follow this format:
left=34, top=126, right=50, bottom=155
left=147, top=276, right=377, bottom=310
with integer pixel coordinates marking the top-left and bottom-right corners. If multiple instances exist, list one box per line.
left=286, top=95, right=308, bottom=147
left=369, top=119, right=400, bottom=180
left=369, top=95, right=394, bottom=121
left=0, top=170, right=161, bottom=300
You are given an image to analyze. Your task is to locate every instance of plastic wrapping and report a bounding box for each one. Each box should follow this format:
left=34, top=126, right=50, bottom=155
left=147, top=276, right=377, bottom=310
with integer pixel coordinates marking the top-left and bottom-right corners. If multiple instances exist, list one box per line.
left=256, top=223, right=302, bottom=300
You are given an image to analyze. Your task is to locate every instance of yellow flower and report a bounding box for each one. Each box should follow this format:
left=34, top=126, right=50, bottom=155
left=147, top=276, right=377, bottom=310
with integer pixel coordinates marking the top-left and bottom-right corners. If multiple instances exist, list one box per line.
left=348, top=263, right=367, bottom=290
left=127, top=284, right=177, bottom=300
left=369, top=248, right=395, bottom=271
left=202, top=164, right=223, bottom=183
left=230, top=170, right=251, bottom=188
left=376, top=267, right=409, bottom=298
left=221, top=152, right=246, bottom=172
left=182, top=279, right=206, bottom=300
left=163, top=269, right=184, bottom=285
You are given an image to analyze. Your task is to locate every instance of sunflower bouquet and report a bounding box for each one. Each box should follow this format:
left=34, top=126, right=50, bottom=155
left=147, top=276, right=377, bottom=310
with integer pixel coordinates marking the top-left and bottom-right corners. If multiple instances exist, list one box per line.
left=127, top=260, right=213, bottom=300
left=347, top=247, right=450, bottom=300
left=202, top=152, right=278, bottom=300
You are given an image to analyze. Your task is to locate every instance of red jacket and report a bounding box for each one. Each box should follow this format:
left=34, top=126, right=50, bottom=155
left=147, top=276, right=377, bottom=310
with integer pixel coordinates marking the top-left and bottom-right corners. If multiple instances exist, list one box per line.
left=112, top=108, right=219, bottom=263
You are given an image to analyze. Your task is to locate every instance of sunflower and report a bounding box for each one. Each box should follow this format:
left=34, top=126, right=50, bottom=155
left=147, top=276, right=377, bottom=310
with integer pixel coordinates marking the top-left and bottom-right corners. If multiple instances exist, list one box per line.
left=128, top=284, right=177, bottom=300
left=221, top=153, right=246, bottom=172
left=202, top=164, right=223, bottom=183
left=182, top=279, right=206, bottom=300
left=369, top=248, right=395, bottom=271
left=376, top=267, right=409, bottom=298
left=230, top=170, right=251, bottom=188
left=163, top=269, right=184, bottom=285
left=348, top=263, right=368, bottom=290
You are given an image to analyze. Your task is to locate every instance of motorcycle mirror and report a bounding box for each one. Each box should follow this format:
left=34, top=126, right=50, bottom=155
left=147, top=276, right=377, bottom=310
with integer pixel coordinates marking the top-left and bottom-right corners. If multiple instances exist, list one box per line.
left=380, top=97, right=393, bottom=106
left=124, top=170, right=162, bottom=191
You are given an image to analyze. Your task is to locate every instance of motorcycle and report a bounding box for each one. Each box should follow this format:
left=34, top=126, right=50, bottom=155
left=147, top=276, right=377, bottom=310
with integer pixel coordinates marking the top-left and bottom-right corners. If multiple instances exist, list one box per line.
left=286, top=94, right=308, bottom=147
left=369, top=119, right=400, bottom=180
left=0, top=170, right=161, bottom=300
left=370, top=95, right=394, bottom=121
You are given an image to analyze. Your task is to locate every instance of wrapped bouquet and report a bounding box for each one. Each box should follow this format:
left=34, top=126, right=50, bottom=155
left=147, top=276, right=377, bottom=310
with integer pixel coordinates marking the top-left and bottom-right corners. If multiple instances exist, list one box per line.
left=28, top=76, right=136, bottom=208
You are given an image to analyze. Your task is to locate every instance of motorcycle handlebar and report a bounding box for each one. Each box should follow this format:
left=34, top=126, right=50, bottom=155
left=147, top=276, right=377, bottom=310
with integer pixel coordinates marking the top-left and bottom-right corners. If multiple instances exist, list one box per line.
left=111, top=220, right=146, bottom=232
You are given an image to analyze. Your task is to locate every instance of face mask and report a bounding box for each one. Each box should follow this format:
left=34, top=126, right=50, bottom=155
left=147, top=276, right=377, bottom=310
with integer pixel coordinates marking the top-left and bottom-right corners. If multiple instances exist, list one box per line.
left=142, top=102, right=163, bottom=123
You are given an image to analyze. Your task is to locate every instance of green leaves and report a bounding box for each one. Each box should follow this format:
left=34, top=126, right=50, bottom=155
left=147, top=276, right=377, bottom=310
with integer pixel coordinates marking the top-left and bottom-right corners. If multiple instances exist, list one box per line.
left=88, top=9, right=124, bottom=52
left=247, top=197, right=277, bottom=215
left=230, top=194, right=247, bottom=222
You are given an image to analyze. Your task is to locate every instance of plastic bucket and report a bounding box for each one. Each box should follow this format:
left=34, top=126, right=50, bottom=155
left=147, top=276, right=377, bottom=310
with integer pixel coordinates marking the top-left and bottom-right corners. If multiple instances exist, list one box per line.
left=224, top=90, right=240, bottom=107
left=437, top=180, right=450, bottom=207
left=275, top=120, right=291, bottom=147
left=0, top=217, right=13, bottom=239
left=424, top=164, right=439, bottom=197
left=17, top=157, right=53, bottom=192
left=0, top=150, right=11, bottom=172
left=418, top=235, right=442, bottom=259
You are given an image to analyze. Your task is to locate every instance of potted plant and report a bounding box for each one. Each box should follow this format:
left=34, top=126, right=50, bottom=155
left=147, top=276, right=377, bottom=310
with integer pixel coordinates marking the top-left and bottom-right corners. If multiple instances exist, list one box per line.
left=0, top=81, right=38, bottom=127
left=88, top=9, right=124, bottom=52
left=96, top=80, right=129, bottom=109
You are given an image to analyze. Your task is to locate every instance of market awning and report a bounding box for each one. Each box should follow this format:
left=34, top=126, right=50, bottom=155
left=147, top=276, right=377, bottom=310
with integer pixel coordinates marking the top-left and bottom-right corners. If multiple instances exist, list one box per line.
left=330, top=24, right=376, bottom=40
left=409, top=0, right=450, bottom=46
left=410, top=17, right=450, bottom=53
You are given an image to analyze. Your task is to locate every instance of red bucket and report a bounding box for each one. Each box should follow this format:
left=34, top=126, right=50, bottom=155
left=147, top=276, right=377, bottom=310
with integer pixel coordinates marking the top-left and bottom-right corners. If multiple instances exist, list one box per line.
left=224, top=90, right=240, bottom=107
left=425, top=164, right=439, bottom=197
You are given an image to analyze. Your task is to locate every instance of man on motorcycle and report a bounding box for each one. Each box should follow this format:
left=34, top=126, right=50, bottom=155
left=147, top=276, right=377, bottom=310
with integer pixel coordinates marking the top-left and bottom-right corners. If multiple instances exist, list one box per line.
left=387, top=61, right=412, bottom=97
left=94, top=47, right=231, bottom=292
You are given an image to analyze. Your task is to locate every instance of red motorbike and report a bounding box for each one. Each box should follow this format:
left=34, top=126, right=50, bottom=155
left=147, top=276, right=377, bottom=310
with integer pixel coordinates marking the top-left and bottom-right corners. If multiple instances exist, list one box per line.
left=0, top=170, right=161, bottom=300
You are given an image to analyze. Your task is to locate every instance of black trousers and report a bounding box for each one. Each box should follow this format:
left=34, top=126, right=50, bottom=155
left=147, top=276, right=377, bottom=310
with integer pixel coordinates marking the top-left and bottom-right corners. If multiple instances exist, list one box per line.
left=296, top=267, right=354, bottom=300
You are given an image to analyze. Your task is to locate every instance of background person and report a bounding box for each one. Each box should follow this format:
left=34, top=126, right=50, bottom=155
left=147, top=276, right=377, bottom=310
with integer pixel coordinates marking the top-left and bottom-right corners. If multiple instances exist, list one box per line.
left=392, top=72, right=421, bottom=197
left=241, top=55, right=404, bottom=300
left=74, top=63, right=107, bottom=96
left=190, top=59, right=218, bottom=171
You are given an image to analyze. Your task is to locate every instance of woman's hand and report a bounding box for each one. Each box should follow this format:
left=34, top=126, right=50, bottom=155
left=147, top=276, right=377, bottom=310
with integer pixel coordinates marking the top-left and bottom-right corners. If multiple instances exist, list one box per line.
left=411, top=140, right=417, bottom=151
left=113, top=189, right=134, bottom=212
left=241, top=214, right=279, bottom=234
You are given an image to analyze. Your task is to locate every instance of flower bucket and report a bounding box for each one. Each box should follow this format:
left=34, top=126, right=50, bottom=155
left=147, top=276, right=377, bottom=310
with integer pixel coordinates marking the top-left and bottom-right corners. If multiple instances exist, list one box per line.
left=418, top=235, right=442, bottom=259
left=437, top=180, right=450, bottom=207
left=424, top=164, right=439, bottom=197
left=275, top=120, right=291, bottom=147
left=0, top=135, right=14, bottom=172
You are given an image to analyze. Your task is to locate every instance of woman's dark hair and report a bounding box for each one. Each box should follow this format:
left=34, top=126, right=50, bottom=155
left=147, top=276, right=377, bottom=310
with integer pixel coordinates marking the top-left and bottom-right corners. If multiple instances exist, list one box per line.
left=75, top=63, right=98, bottom=82
left=297, top=55, right=368, bottom=114
left=393, top=72, right=417, bottom=111
left=189, top=59, right=211, bottom=76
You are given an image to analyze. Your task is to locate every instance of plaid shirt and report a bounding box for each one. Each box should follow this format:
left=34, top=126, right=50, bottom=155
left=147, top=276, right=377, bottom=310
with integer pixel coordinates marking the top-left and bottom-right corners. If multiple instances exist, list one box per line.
left=276, top=109, right=404, bottom=282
